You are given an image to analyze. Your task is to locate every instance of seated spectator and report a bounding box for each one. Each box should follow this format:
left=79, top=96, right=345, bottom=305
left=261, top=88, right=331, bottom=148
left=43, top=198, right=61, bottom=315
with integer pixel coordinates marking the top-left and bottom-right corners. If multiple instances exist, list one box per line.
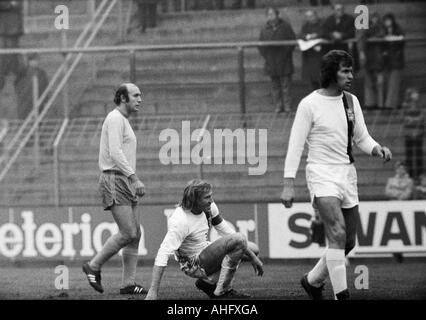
left=299, top=9, right=323, bottom=90
left=358, top=12, right=385, bottom=109
left=385, top=161, right=414, bottom=200
left=403, top=87, right=425, bottom=181
left=382, top=13, right=405, bottom=109
left=413, top=174, right=426, bottom=200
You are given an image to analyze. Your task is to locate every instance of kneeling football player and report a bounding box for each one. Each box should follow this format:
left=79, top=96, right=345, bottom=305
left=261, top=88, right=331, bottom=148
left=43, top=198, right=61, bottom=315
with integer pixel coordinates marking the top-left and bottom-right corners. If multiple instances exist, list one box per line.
left=145, top=179, right=263, bottom=300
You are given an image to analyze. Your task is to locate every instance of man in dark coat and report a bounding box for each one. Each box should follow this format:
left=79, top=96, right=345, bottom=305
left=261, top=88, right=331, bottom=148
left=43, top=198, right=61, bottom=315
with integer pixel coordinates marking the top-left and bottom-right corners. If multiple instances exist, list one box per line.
left=357, top=12, right=385, bottom=109
left=14, top=53, right=48, bottom=120
left=134, top=0, right=158, bottom=33
left=321, top=4, right=355, bottom=53
left=0, top=0, right=24, bottom=91
left=300, top=9, right=323, bottom=90
left=259, top=7, right=296, bottom=112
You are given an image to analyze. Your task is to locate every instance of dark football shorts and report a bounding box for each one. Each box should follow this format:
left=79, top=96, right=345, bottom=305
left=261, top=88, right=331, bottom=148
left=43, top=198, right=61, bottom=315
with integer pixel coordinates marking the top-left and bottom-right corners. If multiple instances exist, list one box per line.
left=98, top=170, right=138, bottom=210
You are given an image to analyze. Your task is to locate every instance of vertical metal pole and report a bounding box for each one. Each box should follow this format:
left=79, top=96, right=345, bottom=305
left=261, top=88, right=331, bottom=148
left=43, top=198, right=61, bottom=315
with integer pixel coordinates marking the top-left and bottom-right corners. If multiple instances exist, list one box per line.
left=62, top=30, right=69, bottom=118
left=87, top=0, right=95, bottom=20
left=54, top=143, right=59, bottom=207
left=23, top=0, right=29, bottom=34
left=130, top=49, right=136, bottom=83
left=237, top=47, right=246, bottom=127
left=117, top=0, right=123, bottom=43
left=254, top=203, right=259, bottom=245
left=32, top=75, right=39, bottom=169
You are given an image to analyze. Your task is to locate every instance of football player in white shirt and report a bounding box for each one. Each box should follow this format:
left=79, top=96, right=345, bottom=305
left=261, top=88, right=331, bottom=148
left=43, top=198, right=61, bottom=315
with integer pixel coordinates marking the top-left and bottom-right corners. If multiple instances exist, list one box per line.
left=145, top=180, right=263, bottom=300
left=280, top=50, right=392, bottom=300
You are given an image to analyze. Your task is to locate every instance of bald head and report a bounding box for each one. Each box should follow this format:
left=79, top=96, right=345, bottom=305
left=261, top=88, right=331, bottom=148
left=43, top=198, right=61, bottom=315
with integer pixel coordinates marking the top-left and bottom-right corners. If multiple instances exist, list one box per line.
left=114, top=83, right=141, bottom=106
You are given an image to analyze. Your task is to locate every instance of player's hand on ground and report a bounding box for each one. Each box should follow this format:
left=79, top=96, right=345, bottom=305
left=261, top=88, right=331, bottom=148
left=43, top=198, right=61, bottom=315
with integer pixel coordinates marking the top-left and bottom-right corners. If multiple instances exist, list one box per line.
left=132, top=179, right=145, bottom=197
left=280, top=178, right=295, bottom=208
left=144, top=288, right=158, bottom=300
left=372, top=145, right=392, bottom=162
left=250, top=256, right=264, bottom=277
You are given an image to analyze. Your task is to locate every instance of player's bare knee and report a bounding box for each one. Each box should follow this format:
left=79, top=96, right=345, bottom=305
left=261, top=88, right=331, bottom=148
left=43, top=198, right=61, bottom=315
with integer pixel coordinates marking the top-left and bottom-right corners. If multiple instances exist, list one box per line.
left=231, top=233, right=247, bottom=250
left=121, top=230, right=140, bottom=245
left=329, top=225, right=346, bottom=248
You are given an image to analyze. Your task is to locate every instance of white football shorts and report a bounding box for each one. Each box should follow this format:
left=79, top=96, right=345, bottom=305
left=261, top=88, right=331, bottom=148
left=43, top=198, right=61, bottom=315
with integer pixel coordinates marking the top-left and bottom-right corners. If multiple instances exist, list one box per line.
left=306, top=163, right=359, bottom=209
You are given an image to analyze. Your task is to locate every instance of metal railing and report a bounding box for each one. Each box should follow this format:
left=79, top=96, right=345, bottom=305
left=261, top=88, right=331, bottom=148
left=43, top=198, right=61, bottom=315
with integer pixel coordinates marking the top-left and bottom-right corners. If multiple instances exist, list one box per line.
left=0, top=0, right=118, bottom=184
left=53, top=118, right=69, bottom=207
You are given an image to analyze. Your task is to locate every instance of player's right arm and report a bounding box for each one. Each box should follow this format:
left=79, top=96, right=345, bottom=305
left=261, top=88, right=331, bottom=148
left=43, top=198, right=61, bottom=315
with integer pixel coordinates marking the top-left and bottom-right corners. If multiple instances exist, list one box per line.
left=145, top=212, right=188, bottom=300
left=281, top=101, right=312, bottom=208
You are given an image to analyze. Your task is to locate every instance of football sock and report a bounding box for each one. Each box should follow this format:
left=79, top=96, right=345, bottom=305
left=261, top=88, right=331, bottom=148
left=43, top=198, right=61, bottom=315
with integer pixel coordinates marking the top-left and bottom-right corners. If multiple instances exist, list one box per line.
left=326, top=248, right=347, bottom=299
left=121, top=246, right=139, bottom=288
left=89, top=233, right=123, bottom=271
left=307, top=251, right=328, bottom=287
left=214, top=255, right=239, bottom=296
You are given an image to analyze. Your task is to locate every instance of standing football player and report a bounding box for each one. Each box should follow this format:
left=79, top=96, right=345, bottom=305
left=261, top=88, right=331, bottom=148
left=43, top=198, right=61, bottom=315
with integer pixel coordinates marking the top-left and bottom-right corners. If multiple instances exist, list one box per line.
left=82, top=83, right=147, bottom=295
left=280, top=50, right=392, bottom=299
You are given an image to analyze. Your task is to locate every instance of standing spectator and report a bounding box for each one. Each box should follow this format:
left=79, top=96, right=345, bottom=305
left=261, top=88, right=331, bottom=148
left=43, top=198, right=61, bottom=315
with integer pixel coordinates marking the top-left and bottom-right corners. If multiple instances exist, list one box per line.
left=413, top=174, right=426, bottom=200
left=382, top=13, right=405, bottom=109
left=259, top=7, right=296, bottom=113
left=0, top=0, right=24, bottom=92
left=231, top=0, right=256, bottom=9
left=385, top=161, right=414, bottom=200
left=321, top=4, right=355, bottom=54
left=14, top=53, right=48, bottom=120
left=358, top=13, right=385, bottom=109
left=300, top=9, right=323, bottom=90
left=403, top=87, right=424, bottom=180
left=134, top=0, right=158, bottom=33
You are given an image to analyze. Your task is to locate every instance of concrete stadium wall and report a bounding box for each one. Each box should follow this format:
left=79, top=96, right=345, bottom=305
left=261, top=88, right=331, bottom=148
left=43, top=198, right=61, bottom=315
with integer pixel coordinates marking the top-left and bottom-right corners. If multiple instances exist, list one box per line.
left=0, top=200, right=425, bottom=262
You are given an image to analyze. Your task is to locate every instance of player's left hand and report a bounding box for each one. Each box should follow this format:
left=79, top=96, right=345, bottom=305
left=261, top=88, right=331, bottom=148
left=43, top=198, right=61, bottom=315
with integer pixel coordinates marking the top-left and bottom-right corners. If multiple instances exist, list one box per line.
left=372, top=145, right=392, bottom=162
left=250, top=255, right=264, bottom=277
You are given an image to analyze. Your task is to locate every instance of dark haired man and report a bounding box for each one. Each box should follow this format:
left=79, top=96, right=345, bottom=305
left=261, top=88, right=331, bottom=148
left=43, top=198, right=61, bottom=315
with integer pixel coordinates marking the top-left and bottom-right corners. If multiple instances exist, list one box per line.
left=145, top=179, right=263, bottom=300
left=280, top=50, right=392, bottom=300
left=82, top=83, right=148, bottom=295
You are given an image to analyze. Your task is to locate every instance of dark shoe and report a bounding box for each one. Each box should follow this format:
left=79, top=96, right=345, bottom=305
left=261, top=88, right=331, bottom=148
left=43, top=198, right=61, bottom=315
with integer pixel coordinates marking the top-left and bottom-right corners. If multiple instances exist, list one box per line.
left=120, top=283, right=148, bottom=295
left=336, top=289, right=350, bottom=300
left=300, top=273, right=324, bottom=300
left=275, top=108, right=284, bottom=113
left=195, top=279, right=216, bottom=298
left=82, top=262, right=104, bottom=293
left=213, top=289, right=251, bottom=299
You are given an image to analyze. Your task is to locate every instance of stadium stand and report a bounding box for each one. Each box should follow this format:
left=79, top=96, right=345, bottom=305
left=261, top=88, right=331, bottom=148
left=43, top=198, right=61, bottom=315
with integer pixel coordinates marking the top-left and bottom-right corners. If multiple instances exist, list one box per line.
left=0, top=0, right=425, bottom=207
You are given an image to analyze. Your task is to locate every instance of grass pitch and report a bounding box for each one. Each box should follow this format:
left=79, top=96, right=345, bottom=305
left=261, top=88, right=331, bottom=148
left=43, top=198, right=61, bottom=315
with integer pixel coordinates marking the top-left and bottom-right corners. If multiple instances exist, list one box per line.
left=0, top=259, right=425, bottom=300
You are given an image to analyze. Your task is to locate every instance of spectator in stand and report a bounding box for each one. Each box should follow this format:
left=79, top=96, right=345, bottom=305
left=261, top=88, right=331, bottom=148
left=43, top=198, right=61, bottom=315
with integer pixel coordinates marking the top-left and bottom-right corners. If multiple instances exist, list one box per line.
left=321, top=4, right=355, bottom=54
left=258, top=7, right=296, bottom=113
left=358, top=12, right=385, bottom=110
left=310, top=0, right=330, bottom=6
left=382, top=13, right=405, bottom=109
left=413, top=174, right=426, bottom=200
left=402, top=87, right=425, bottom=181
left=231, top=0, right=256, bottom=9
left=385, top=161, right=414, bottom=200
left=134, top=0, right=158, bottom=33
left=299, top=9, right=323, bottom=90
left=0, top=0, right=24, bottom=92
left=14, top=53, right=48, bottom=120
